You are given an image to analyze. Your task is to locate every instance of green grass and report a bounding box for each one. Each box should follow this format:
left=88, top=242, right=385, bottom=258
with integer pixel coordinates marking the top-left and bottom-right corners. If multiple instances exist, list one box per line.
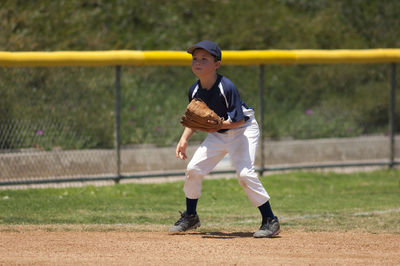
left=0, top=170, right=399, bottom=233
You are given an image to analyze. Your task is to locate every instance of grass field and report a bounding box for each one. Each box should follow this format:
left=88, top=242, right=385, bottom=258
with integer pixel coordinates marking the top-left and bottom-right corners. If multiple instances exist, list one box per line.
left=0, top=170, right=399, bottom=233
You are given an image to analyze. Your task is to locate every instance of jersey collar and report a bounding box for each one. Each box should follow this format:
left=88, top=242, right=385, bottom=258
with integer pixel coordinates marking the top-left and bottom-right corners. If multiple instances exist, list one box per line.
left=198, top=74, right=222, bottom=91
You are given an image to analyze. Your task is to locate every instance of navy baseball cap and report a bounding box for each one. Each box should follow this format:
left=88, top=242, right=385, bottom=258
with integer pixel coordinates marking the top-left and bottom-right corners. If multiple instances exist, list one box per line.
left=187, top=40, right=222, bottom=61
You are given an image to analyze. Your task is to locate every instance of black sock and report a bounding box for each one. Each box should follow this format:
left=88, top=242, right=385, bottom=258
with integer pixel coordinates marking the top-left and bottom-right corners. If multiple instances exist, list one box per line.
left=186, top=197, right=198, bottom=215
left=258, top=201, right=275, bottom=222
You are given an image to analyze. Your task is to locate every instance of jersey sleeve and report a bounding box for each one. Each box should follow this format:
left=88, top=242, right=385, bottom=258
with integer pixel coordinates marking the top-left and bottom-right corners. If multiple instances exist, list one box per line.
left=187, top=81, right=199, bottom=102
left=224, top=80, right=246, bottom=122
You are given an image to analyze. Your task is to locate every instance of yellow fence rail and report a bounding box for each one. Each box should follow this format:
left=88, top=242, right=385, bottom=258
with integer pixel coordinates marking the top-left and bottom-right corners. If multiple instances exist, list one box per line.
left=1, top=49, right=400, bottom=67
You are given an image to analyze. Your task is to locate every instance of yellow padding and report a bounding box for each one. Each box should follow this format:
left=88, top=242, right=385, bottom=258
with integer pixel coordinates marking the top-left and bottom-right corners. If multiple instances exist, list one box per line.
left=0, top=51, right=146, bottom=67
left=142, top=51, right=190, bottom=65
left=222, top=50, right=297, bottom=65
left=0, top=49, right=399, bottom=67
left=295, top=49, right=400, bottom=64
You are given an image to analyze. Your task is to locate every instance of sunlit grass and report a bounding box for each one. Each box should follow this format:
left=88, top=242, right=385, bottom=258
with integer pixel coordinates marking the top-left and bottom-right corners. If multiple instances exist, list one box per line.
left=0, top=170, right=399, bottom=233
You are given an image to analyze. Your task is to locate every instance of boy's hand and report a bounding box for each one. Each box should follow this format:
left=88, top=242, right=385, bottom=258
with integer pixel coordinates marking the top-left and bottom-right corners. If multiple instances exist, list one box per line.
left=176, top=140, right=188, bottom=160
left=177, top=151, right=186, bottom=160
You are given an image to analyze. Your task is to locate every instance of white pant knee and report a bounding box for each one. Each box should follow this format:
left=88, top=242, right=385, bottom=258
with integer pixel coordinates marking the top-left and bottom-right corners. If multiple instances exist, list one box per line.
left=237, top=169, right=270, bottom=207
left=183, top=165, right=204, bottom=199
left=237, top=168, right=256, bottom=187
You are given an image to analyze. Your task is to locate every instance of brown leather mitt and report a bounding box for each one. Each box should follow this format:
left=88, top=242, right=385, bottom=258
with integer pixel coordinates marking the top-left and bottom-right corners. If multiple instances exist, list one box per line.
left=180, top=98, right=224, bottom=132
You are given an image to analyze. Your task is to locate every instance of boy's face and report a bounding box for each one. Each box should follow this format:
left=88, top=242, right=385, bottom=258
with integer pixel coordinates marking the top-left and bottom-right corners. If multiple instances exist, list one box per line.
left=191, top=49, right=221, bottom=79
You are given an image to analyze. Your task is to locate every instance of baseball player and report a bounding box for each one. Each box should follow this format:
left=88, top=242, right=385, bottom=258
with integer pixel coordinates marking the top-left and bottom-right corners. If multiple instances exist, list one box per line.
left=170, top=40, right=280, bottom=238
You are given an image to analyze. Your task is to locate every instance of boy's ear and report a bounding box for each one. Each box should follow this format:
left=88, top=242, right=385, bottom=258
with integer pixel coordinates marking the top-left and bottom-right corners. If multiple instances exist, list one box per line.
left=215, top=60, right=221, bottom=69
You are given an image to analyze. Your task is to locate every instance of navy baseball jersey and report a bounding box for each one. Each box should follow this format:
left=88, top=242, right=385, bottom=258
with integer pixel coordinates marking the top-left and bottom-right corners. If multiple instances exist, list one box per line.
left=188, top=74, right=252, bottom=132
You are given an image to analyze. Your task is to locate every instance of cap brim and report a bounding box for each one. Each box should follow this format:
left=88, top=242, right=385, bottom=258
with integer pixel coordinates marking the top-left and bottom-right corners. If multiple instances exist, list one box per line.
left=187, top=45, right=202, bottom=54
left=187, top=46, right=221, bottom=60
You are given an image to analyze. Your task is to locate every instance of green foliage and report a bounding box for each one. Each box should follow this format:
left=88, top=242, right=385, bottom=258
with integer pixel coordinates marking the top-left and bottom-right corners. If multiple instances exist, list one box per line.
left=1, top=0, right=399, bottom=148
left=2, top=0, right=399, bottom=51
left=0, top=170, right=399, bottom=232
left=0, top=67, right=115, bottom=149
left=120, top=66, right=192, bottom=146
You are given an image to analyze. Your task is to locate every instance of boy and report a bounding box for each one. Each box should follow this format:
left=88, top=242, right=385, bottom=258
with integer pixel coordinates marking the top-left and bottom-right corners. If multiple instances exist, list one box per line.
left=170, top=40, right=280, bottom=238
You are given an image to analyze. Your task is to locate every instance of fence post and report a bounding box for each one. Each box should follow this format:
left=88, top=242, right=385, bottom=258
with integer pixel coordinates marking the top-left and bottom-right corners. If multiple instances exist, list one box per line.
left=259, top=65, right=265, bottom=176
left=114, top=66, right=122, bottom=183
left=389, top=63, right=396, bottom=168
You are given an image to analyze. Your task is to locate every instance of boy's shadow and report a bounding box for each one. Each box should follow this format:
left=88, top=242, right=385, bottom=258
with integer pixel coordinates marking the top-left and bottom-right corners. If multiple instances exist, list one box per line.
left=189, top=231, right=280, bottom=239
left=189, top=231, right=253, bottom=239
left=190, top=232, right=253, bottom=239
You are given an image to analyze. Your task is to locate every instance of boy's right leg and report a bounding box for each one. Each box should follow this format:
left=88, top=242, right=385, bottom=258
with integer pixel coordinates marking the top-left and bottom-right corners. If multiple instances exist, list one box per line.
left=169, top=134, right=226, bottom=233
left=169, top=210, right=201, bottom=234
left=169, top=198, right=200, bottom=234
left=183, top=134, right=226, bottom=200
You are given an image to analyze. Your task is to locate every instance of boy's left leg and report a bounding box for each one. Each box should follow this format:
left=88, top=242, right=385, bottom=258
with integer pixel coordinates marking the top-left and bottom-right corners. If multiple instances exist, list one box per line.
left=228, top=121, right=280, bottom=238
left=254, top=202, right=280, bottom=238
left=228, top=121, right=269, bottom=206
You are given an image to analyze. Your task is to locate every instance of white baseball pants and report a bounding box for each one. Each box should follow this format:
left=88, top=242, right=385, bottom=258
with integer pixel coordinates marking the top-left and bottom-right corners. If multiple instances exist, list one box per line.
left=183, top=111, right=270, bottom=207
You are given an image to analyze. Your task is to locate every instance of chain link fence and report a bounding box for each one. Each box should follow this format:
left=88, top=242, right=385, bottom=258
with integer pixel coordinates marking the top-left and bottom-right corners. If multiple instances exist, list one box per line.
left=0, top=63, right=398, bottom=188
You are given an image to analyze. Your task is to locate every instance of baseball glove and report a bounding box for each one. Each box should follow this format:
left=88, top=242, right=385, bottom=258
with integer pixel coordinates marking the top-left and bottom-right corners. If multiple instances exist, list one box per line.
left=180, top=98, right=224, bottom=132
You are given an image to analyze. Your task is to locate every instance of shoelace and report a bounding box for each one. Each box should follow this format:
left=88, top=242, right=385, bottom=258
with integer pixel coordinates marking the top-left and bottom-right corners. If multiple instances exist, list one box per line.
left=174, top=211, right=187, bottom=226
left=260, top=223, right=270, bottom=230
left=260, top=218, right=275, bottom=230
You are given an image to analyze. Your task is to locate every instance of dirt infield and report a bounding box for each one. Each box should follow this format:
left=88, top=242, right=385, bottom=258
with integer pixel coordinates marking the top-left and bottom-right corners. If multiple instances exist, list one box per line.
left=1, top=226, right=399, bottom=265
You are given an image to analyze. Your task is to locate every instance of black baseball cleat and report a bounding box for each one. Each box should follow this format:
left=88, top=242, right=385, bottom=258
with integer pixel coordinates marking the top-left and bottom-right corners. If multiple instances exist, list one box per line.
left=253, top=216, right=281, bottom=238
left=169, top=211, right=201, bottom=234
